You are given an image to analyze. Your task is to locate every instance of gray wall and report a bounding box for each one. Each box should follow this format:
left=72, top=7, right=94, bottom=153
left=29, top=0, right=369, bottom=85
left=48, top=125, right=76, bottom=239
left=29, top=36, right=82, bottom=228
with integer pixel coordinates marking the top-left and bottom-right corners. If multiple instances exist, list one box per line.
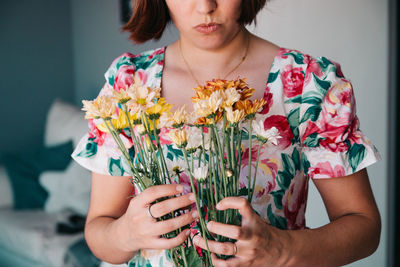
left=0, top=0, right=74, bottom=153
left=70, top=0, right=179, bottom=104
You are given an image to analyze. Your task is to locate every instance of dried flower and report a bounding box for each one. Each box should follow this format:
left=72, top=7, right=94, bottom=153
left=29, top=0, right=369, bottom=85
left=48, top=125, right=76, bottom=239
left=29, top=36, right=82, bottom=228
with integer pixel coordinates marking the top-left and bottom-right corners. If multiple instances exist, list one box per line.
left=193, top=165, right=208, bottom=183
left=225, top=107, right=245, bottom=124
left=186, top=127, right=203, bottom=150
left=82, top=95, right=115, bottom=120
left=225, top=169, right=234, bottom=178
left=112, top=87, right=131, bottom=104
left=171, top=105, right=187, bottom=127
left=252, top=120, right=281, bottom=145
left=194, top=90, right=223, bottom=118
left=125, top=76, right=161, bottom=112
left=222, top=87, right=241, bottom=108
left=145, top=98, right=172, bottom=118
left=167, top=129, right=188, bottom=148
left=235, top=98, right=267, bottom=118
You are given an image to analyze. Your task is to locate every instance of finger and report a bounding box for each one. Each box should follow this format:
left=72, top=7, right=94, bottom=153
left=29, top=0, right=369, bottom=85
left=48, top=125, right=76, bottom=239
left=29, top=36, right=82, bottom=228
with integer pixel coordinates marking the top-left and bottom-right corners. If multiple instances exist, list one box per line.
left=211, top=253, right=241, bottom=267
left=153, top=210, right=198, bottom=236
left=216, top=197, right=253, bottom=218
left=137, top=184, right=184, bottom=207
left=150, top=193, right=195, bottom=218
left=206, top=221, right=249, bottom=240
left=193, top=235, right=236, bottom=256
left=152, top=229, right=191, bottom=250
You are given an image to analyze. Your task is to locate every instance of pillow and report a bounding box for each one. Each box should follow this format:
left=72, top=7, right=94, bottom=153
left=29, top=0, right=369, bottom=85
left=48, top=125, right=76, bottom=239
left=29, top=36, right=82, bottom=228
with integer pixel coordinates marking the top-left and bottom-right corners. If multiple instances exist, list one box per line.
left=45, top=99, right=88, bottom=147
left=39, top=161, right=91, bottom=215
left=0, top=165, right=13, bottom=208
left=2, top=141, right=73, bottom=209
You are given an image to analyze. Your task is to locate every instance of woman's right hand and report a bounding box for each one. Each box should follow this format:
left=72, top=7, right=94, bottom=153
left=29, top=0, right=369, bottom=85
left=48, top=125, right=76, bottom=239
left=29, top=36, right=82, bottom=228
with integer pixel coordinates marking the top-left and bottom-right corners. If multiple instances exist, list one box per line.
left=117, top=184, right=198, bottom=253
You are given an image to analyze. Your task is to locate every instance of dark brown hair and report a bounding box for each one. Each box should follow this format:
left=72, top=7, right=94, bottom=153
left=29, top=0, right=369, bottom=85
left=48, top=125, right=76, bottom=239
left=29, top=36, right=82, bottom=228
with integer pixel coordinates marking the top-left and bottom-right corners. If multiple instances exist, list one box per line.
left=122, top=0, right=267, bottom=44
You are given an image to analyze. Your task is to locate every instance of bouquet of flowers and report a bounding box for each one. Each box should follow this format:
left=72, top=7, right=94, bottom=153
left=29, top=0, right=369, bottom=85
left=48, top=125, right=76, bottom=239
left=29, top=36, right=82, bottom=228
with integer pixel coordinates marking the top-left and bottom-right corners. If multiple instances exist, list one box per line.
left=82, top=76, right=280, bottom=267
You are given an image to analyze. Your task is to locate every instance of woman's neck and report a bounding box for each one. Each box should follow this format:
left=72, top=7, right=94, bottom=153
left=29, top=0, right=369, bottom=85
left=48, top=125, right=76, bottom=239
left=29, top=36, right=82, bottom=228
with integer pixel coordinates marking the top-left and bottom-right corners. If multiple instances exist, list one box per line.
left=177, top=27, right=251, bottom=81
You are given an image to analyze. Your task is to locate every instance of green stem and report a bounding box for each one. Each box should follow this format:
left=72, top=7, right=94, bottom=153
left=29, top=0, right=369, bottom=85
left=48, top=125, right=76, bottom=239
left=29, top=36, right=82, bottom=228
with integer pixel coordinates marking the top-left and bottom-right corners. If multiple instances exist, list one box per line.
left=182, top=149, right=213, bottom=266
left=180, top=246, right=188, bottom=267
left=249, top=143, right=262, bottom=202
left=247, top=119, right=253, bottom=200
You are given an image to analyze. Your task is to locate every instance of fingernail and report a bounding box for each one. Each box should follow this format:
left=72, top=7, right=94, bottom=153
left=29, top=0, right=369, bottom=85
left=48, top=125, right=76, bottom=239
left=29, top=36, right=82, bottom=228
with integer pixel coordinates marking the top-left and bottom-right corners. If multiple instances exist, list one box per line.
left=185, top=230, right=190, bottom=236
left=207, top=221, right=213, bottom=229
left=176, top=185, right=184, bottom=192
left=188, top=194, right=195, bottom=202
left=216, top=203, right=222, bottom=210
left=192, top=210, right=198, bottom=218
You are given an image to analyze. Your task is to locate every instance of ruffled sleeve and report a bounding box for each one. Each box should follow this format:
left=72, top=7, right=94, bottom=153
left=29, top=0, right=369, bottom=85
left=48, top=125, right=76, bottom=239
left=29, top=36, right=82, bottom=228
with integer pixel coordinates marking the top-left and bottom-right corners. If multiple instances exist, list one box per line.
left=298, top=56, right=381, bottom=179
left=71, top=48, right=165, bottom=176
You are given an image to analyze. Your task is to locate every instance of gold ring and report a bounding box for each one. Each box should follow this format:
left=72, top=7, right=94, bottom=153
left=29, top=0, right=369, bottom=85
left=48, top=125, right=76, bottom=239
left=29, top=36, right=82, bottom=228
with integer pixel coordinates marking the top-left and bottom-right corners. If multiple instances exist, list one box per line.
left=233, top=242, right=238, bottom=256
left=146, top=204, right=156, bottom=220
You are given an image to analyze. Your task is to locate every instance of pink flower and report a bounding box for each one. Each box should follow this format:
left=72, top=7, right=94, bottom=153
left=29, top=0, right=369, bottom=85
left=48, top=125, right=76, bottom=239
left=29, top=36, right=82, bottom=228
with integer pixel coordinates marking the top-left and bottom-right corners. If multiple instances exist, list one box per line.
left=304, top=57, right=323, bottom=85
left=282, top=174, right=307, bottom=229
left=282, top=65, right=304, bottom=98
left=308, top=161, right=346, bottom=179
left=113, top=65, right=135, bottom=92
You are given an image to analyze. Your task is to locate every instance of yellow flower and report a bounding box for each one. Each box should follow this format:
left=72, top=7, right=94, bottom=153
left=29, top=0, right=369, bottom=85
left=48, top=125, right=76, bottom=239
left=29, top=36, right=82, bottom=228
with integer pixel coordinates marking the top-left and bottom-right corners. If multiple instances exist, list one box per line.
left=171, top=105, right=187, bottom=127
left=125, top=76, right=161, bottom=111
left=112, top=87, right=131, bottom=104
left=145, top=98, right=172, bottom=116
left=225, top=107, right=245, bottom=124
left=96, top=109, right=137, bottom=132
left=82, top=95, right=115, bottom=119
left=167, top=129, right=188, bottom=148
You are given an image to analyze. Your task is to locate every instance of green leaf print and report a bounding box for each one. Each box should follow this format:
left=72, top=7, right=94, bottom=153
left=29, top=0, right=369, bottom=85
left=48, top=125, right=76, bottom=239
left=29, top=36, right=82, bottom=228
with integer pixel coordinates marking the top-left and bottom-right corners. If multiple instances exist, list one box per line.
left=301, top=152, right=311, bottom=176
left=292, top=147, right=301, bottom=171
left=186, top=247, right=203, bottom=267
left=348, top=143, right=366, bottom=172
left=300, top=105, right=322, bottom=124
left=287, top=107, right=300, bottom=141
left=267, top=204, right=287, bottom=230
left=116, top=56, right=134, bottom=70
left=303, top=133, right=321, bottom=147
left=77, top=138, right=97, bottom=158
left=317, top=57, right=333, bottom=71
left=284, top=95, right=302, bottom=104
left=267, top=70, right=280, bottom=84
left=285, top=51, right=305, bottom=65
left=313, top=73, right=332, bottom=93
left=108, top=158, right=125, bottom=176
left=270, top=189, right=285, bottom=210
left=165, top=144, right=184, bottom=161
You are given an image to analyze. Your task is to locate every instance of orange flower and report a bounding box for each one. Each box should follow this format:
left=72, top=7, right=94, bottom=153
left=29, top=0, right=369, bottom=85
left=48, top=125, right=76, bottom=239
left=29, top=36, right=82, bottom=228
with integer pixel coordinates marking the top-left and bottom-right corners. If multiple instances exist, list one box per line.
left=235, top=98, right=267, bottom=117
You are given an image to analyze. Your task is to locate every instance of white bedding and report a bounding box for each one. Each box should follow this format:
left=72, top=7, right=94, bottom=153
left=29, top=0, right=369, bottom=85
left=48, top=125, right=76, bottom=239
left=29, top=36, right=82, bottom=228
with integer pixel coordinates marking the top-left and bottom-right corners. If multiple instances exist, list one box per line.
left=0, top=208, right=83, bottom=266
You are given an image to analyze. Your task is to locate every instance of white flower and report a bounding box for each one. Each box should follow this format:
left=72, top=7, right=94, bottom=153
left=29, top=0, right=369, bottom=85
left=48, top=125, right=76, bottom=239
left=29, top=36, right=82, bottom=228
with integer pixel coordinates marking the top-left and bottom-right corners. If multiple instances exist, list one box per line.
left=167, top=158, right=186, bottom=175
left=222, top=87, right=241, bottom=108
left=252, top=120, right=281, bottom=145
left=225, top=107, right=245, bottom=124
left=193, top=90, right=223, bottom=118
left=193, top=165, right=208, bottom=183
left=186, top=127, right=203, bottom=150
left=158, top=112, right=173, bottom=128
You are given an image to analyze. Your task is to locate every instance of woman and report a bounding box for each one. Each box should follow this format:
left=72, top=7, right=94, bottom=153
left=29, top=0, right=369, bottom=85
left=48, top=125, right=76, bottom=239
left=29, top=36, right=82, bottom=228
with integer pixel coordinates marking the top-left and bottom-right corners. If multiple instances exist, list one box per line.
left=72, top=0, right=381, bottom=266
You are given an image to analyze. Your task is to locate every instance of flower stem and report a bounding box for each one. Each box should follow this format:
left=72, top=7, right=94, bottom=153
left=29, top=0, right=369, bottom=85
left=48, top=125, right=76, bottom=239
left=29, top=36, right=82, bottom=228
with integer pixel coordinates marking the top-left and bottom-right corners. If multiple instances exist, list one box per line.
left=249, top=143, right=262, bottom=202
left=247, top=118, right=253, bottom=200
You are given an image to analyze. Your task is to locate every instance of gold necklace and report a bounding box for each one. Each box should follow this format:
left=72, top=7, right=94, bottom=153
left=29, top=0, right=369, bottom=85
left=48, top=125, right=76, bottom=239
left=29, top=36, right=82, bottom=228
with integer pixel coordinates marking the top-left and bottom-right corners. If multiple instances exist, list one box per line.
left=179, top=33, right=250, bottom=85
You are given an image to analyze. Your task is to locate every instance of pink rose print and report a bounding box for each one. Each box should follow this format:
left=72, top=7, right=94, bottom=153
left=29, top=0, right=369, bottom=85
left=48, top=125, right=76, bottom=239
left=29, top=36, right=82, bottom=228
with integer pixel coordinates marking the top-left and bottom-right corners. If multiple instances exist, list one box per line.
left=308, top=161, right=346, bottom=179
left=260, top=85, right=273, bottom=115
left=304, top=57, right=323, bottom=85
left=88, top=119, right=106, bottom=145
left=113, top=65, right=135, bottom=92
left=282, top=174, right=307, bottom=230
left=264, top=115, right=294, bottom=149
left=282, top=65, right=304, bottom=98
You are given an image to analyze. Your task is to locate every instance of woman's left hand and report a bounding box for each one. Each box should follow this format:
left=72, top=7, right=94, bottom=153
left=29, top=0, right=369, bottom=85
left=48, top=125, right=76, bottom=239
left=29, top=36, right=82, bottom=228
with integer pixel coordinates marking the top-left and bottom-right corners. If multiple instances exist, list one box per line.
left=193, top=197, right=290, bottom=267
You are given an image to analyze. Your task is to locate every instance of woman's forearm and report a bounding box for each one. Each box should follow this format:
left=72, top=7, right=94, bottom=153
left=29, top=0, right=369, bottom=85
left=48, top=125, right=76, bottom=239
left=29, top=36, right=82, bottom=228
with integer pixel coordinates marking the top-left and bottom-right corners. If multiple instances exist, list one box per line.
left=280, top=213, right=381, bottom=266
left=85, top=215, right=138, bottom=264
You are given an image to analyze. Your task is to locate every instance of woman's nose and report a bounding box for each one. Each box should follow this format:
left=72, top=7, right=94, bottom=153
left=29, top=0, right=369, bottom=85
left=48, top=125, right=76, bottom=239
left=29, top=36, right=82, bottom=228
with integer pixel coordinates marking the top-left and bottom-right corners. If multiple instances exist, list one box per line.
left=195, top=0, right=217, bottom=15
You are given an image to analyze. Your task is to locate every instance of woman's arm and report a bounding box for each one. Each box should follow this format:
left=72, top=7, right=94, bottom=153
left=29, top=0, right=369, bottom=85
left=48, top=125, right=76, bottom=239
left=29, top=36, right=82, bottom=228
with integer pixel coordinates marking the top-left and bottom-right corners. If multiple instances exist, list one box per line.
left=85, top=172, right=198, bottom=264
left=194, top=168, right=381, bottom=267
left=285, top=168, right=381, bottom=266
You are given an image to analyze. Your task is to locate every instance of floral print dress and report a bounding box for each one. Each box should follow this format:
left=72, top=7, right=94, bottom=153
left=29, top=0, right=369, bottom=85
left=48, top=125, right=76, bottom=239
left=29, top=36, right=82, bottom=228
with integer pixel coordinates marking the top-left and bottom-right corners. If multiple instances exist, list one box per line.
left=72, top=47, right=381, bottom=266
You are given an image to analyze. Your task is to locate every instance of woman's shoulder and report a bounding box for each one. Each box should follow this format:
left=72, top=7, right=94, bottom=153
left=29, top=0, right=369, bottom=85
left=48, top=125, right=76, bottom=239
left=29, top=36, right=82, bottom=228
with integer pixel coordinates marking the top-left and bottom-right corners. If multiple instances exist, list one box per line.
left=104, top=47, right=166, bottom=91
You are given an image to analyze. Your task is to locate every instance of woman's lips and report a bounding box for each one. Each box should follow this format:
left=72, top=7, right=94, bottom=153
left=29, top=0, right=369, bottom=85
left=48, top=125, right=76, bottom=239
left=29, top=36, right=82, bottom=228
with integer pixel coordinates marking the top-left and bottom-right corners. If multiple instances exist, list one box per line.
left=194, top=23, right=219, bottom=34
